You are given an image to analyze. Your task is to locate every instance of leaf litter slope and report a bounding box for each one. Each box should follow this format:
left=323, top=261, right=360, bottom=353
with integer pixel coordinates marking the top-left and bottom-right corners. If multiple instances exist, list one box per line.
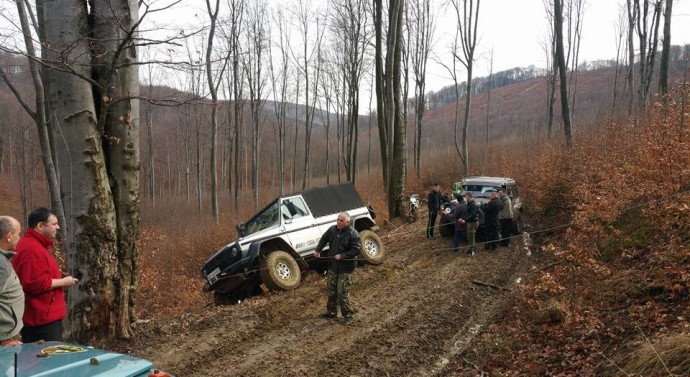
left=134, top=221, right=531, bottom=376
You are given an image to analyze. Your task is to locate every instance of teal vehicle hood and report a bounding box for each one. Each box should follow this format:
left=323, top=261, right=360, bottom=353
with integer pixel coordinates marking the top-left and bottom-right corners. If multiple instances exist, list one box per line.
left=0, top=341, right=156, bottom=377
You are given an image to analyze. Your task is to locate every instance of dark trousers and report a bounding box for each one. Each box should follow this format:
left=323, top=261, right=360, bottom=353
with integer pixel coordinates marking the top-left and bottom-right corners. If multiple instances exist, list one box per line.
left=485, top=222, right=499, bottom=249
left=326, top=270, right=354, bottom=318
left=427, top=210, right=438, bottom=238
left=452, top=229, right=464, bottom=252
left=500, top=218, right=513, bottom=246
left=21, top=319, right=63, bottom=343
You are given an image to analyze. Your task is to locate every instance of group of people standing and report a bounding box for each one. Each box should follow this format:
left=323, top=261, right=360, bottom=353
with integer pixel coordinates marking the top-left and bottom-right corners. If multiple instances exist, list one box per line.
left=426, top=184, right=514, bottom=256
left=0, top=208, right=78, bottom=346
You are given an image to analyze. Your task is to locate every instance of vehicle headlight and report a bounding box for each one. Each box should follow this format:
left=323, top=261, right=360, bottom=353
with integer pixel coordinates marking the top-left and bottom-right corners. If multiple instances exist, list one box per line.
left=230, top=244, right=242, bottom=258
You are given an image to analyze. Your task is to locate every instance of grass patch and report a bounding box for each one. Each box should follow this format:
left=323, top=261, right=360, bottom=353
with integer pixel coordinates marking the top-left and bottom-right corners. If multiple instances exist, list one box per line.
left=606, top=333, right=690, bottom=376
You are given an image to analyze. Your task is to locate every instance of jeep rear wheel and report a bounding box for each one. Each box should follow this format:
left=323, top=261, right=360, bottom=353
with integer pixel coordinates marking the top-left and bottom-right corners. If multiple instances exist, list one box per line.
left=359, top=230, right=385, bottom=265
left=260, top=250, right=301, bottom=291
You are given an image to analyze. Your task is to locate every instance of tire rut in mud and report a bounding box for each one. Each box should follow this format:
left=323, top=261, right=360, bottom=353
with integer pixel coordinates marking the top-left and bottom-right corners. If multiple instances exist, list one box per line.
left=132, top=224, right=532, bottom=377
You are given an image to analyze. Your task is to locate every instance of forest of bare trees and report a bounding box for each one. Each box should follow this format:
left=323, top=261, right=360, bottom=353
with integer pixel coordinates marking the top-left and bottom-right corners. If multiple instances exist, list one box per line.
left=0, top=0, right=686, bottom=342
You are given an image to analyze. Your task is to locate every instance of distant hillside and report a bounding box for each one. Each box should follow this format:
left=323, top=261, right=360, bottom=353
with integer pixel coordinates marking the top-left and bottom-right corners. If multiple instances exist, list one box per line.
left=425, top=43, right=689, bottom=111
left=419, top=52, right=689, bottom=146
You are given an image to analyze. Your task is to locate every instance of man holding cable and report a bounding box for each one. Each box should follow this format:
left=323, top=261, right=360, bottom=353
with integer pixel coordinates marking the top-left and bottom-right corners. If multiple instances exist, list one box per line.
left=313, top=212, right=361, bottom=325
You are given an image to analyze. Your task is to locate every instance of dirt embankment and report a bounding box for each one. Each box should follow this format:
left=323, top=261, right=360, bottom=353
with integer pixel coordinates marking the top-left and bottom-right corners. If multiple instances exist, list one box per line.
left=116, top=219, right=535, bottom=376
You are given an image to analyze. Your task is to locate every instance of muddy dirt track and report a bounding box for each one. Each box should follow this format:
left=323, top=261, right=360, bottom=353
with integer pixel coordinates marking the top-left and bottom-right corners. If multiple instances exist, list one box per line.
left=127, top=220, right=533, bottom=376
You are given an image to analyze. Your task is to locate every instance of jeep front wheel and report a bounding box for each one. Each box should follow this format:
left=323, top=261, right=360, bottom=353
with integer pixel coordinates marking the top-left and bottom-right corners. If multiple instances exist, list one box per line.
left=359, top=230, right=385, bottom=265
left=213, top=291, right=230, bottom=305
left=260, top=250, right=302, bottom=291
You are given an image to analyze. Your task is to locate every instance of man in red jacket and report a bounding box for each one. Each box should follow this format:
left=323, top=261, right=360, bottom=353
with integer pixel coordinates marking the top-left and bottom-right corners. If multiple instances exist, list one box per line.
left=12, top=208, right=78, bottom=343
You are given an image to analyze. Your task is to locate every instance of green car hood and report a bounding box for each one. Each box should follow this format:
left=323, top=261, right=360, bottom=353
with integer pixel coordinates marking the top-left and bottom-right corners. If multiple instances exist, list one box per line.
left=0, top=341, right=158, bottom=377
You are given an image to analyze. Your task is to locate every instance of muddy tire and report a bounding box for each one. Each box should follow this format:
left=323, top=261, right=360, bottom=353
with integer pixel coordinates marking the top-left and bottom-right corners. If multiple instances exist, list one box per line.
left=260, top=250, right=301, bottom=291
left=213, top=291, right=230, bottom=305
left=439, top=220, right=454, bottom=237
left=359, top=230, right=385, bottom=265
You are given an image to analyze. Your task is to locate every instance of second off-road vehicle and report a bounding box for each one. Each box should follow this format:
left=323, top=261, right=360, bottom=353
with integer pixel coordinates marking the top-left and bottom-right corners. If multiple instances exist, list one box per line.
left=201, top=182, right=384, bottom=304
left=439, top=176, right=524, bottom=238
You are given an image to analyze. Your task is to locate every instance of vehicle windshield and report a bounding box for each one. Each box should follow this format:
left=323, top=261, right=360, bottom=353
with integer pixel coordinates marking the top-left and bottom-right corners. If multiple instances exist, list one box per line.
left=244, top=200, right=280, bottom=236
left=461, top=185, right=500, bottom=198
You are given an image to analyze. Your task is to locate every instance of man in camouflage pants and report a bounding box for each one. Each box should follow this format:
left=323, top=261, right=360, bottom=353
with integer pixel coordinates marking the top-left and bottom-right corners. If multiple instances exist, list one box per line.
left=314, top=212, right=361, bottom=325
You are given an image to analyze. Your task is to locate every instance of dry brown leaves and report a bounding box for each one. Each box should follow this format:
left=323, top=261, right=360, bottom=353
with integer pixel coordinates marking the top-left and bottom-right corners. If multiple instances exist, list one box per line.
left=484, top=83, right=690, bottom=375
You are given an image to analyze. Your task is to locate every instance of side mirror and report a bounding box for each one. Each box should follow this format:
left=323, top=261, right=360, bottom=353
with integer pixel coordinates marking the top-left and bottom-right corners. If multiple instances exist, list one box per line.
left=236, top=222, right=246, bottom=237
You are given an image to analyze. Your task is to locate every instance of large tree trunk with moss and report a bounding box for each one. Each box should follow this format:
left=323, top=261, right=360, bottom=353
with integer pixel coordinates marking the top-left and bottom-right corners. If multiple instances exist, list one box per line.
left=383, top=0, right=406, bottom=218
left=40, top=0, right=140, bottom=342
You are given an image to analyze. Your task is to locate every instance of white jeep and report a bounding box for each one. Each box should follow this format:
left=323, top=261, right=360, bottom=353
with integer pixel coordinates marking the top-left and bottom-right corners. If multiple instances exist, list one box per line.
left=201, top=182, right=384, bottom=304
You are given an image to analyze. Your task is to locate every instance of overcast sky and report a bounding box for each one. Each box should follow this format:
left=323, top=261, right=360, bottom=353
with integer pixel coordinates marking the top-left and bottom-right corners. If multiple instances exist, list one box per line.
left=141, top=0, right=690, bottom=95
left=424, top=0, right=690, bottom=92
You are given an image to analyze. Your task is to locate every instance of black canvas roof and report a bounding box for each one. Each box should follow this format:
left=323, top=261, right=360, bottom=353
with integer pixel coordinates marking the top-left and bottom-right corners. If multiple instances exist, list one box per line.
left=301, top=182, right=365, bottom=218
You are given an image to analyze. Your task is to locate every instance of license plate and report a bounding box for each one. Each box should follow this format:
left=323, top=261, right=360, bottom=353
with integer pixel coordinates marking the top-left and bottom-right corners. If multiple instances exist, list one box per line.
left=207, top=267, right=221, bottom=283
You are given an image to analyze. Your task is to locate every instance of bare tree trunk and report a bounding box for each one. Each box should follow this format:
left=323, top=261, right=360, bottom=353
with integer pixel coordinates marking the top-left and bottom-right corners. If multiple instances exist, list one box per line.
left=565, top=0, right=584, bottom=123
left=658, top=0, right=673, bottom=96
left=453, top=0, right=481, bottom=176
left=544, top=6, right=558, bottom=139
left=5, top=0, right=66, bottom=235
left=612, top=7, right=627, bottom=114
left=626, top=0, right=638, bottom=116
left=205, top=0, right=221, bottom=222
left=485, top=49, right=493, bottom=144
left=270, top=9, right=291, bottom=195
left=637, top=0, right=663, bottom=109
left=555, top=0, right=573, bottom=148
left=408, top=0, right=434, bottom=178
left=145, top=79, right=155, bottom=207
left=374, top=0, right=389, bottom=189
left=243, top=0, right=268, bottom=207
left=292, top=77, right=300, bottom=193
left=228, top=0, right=245, bottom=212
left=196, top=106, right=203, bottom=213
left=332, top=0, right=366, bottom=185
left=223, top=74, right=235, bottom=201
left=436, top=30, right=463, bottom=168
left=373, top=0, right=406, bottom=217
left=389, top=0, right=406, bottom=218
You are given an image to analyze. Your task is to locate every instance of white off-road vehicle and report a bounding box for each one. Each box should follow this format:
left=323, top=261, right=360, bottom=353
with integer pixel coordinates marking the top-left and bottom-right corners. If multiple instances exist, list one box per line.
left=201, top=182, right=384, bottom=304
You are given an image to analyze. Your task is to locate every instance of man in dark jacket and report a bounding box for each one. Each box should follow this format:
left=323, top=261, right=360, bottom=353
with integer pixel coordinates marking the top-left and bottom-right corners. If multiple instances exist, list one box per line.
left=12, top=208, right=78, bottom=343
left=481, top=191, right=501, bottom=250
left=451, top=196, right=467, bottom=253
left=314, top=212, right=361, bottom=325
left=463, top=193, right=480, bottom=256
left=427, top=183, right=442, bottom=239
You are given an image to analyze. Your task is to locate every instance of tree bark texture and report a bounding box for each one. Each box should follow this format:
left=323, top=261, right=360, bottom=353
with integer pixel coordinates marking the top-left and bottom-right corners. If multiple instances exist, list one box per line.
left=205, top=0, right=221, bottom=223
left=40, top=0, right=140, bottom=341
left=387, top=0, right=406, bottom=218
left=658, top=0, right=672, bottom=96
left=554, top=0, right=573, bottom=147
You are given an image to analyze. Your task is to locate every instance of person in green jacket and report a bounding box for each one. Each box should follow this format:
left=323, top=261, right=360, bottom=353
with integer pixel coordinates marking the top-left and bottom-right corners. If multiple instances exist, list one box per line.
left=0, top=216, right=24, bottom=345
